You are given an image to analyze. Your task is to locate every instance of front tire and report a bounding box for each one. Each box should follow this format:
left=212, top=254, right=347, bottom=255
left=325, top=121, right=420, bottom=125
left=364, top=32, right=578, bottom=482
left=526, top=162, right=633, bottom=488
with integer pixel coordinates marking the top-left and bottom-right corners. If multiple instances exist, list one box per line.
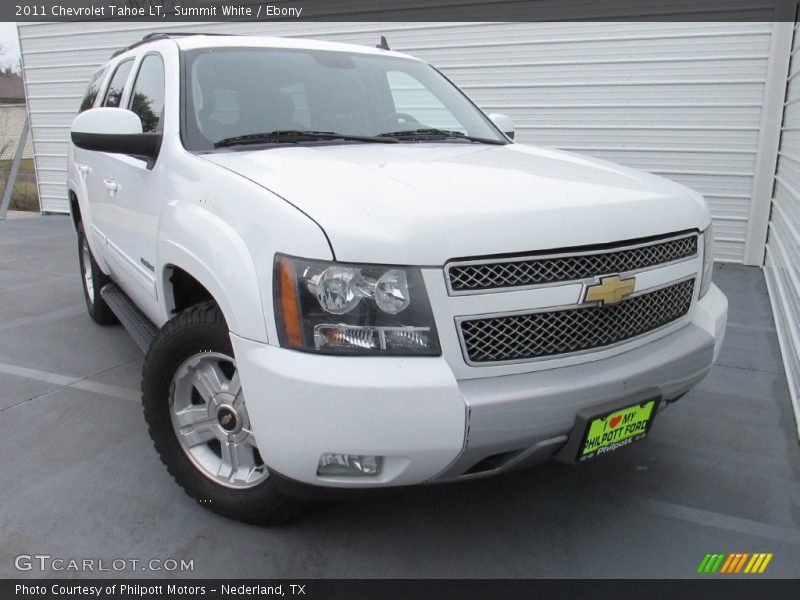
left=142, top=301, right=304, bottom=525
left=77, top=222, right=118, bottom=325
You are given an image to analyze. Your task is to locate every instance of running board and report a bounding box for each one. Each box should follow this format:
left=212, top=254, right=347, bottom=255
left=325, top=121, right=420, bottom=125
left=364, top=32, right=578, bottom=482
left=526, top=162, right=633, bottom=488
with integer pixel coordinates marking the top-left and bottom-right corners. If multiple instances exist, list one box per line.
left=100, top=283, right=158, bottom=353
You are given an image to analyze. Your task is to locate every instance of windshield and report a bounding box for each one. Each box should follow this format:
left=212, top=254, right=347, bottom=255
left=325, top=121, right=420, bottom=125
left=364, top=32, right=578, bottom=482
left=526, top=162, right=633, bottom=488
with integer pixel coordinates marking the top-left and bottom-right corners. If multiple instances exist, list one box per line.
left=182, top=46, right=507, bottom=150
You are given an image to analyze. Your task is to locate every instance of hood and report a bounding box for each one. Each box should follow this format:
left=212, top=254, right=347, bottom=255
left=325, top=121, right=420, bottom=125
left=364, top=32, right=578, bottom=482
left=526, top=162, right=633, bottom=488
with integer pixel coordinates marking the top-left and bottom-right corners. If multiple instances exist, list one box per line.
left=202, top=142, right=709, bottom=265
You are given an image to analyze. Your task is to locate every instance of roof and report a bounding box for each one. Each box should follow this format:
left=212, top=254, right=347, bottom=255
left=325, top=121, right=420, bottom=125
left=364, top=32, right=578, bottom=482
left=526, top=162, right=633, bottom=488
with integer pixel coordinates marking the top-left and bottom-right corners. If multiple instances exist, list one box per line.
left=0, top=74, right=25, bottom=103
left=114, top=33, right=420, bottom=63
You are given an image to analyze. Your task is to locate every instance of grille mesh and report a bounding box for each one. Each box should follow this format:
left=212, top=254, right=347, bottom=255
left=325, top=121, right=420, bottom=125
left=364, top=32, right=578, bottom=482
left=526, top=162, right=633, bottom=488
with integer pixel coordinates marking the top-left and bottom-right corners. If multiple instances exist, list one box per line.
left=459, top=279, right=695, bottom=364
left=447, top=235, right=697, bottom=293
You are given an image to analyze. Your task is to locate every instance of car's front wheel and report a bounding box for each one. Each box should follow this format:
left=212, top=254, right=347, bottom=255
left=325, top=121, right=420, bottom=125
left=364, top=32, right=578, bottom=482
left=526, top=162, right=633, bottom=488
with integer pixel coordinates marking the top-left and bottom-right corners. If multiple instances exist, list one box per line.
left=142, top=301, right=304, bottom=524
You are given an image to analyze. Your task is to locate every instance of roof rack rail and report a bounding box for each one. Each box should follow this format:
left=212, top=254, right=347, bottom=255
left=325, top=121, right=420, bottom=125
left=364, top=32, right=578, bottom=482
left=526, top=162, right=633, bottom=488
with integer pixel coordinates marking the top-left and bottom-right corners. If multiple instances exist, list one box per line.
left=110, top=32, right=236, bottom=58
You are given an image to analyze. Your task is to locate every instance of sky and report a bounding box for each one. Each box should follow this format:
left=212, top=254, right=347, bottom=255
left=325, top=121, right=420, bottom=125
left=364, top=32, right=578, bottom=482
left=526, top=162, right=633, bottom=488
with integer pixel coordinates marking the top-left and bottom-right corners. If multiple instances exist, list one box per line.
left=0, top=22, right=21, bottom=69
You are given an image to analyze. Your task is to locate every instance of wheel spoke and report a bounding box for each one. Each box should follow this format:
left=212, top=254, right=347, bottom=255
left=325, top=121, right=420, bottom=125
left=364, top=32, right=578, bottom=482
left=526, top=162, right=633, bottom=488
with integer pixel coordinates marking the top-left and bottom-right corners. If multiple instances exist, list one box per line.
left=178, top=418, right=216, bottom=448
left=218, top=439, right=240, bottom=482
left=173, top=405, right=210, bottom=428
left=191, top=361, right=225, bottom=401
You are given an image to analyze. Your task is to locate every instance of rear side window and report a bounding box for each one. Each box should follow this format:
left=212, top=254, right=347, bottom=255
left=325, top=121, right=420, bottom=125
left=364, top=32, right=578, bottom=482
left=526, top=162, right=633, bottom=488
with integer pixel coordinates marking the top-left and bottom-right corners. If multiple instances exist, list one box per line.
left=79, top=67, right=107, bottom=113
left=128, top=54, right=165, bottom=133
left=102, top=59, right=134, bottom=108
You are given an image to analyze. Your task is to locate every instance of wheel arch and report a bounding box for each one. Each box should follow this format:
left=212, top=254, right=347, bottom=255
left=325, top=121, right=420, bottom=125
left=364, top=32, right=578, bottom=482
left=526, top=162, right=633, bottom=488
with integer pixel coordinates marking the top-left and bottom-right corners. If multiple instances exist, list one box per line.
left=68, top=188, right=81, bottom=232
left=165, top=266, right=215, bottom=315
left=157, top=208, right=269, bottom=343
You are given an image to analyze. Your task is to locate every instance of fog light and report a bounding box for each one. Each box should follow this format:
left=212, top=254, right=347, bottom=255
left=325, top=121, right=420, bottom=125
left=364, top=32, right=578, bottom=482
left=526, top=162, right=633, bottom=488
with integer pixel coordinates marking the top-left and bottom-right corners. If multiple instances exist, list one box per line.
left=318, top=453, right=383, bottom=477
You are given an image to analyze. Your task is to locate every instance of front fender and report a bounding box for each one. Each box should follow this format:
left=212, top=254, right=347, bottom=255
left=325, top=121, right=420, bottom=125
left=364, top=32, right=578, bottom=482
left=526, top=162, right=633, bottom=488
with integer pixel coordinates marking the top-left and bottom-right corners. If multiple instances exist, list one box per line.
left=157, top=201, right=268, bottom=343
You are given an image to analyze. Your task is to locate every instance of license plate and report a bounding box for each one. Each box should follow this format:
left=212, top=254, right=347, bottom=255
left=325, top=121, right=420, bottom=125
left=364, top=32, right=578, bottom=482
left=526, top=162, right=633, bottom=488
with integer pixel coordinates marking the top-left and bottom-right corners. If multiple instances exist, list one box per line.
left=578, top=399, right=658, bottom=461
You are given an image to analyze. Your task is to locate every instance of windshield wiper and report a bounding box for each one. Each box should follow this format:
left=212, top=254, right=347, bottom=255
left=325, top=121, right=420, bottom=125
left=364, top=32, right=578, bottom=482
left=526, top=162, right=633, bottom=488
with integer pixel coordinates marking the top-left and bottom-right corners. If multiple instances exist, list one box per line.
left=214, top=130, right=399, bottom=148
left=377, top=128, right=506, bottom=145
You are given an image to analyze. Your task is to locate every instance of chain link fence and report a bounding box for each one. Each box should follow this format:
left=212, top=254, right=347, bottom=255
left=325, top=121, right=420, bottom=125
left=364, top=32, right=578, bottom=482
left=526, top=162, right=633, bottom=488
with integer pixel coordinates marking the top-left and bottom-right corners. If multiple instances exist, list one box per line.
left=0, top=103, right=37, bottom=213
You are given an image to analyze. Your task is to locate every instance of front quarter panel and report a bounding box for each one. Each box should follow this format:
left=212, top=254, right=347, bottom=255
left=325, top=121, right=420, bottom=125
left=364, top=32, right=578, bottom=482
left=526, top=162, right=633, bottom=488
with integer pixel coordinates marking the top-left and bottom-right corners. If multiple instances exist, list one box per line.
left=156, top=147, right=333, bottom=343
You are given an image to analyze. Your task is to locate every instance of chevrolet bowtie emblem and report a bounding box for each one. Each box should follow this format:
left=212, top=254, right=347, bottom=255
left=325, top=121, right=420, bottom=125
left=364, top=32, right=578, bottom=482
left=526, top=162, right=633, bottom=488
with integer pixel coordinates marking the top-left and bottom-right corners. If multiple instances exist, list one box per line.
left=583, top=275, right=636, bottom=305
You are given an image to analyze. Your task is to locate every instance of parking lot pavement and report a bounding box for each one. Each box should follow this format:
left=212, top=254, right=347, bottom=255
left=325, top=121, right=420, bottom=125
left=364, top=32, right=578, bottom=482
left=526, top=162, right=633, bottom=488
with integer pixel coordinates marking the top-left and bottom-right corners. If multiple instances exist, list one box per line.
left=0, top=214, right=798, bottom=579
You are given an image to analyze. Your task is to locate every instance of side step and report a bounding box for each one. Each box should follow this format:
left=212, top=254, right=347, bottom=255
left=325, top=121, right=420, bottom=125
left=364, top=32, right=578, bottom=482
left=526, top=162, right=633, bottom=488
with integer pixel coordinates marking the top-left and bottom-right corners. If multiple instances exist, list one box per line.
left=100, top=283, right=158, bottom=353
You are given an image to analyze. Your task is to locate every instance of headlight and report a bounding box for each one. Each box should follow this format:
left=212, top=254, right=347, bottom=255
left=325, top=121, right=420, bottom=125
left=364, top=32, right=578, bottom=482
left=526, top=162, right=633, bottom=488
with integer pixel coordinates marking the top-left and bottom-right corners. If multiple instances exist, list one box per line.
left=274, top=254, right=441, bottom=356
left=699, top=223, right=714, bottom=297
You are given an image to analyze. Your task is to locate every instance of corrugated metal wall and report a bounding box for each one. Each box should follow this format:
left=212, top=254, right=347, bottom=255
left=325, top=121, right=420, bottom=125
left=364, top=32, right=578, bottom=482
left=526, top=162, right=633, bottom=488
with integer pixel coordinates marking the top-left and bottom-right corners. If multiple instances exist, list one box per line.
left=766, top=19, right=800, bottom=438
left=17, top=18, right=787, bottom=263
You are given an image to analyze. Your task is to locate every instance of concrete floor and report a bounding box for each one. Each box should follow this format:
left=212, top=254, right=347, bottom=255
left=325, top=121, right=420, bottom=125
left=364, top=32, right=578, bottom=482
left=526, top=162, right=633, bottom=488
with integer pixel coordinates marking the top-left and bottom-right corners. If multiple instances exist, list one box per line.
left=0, top=214, right=798, bottom=579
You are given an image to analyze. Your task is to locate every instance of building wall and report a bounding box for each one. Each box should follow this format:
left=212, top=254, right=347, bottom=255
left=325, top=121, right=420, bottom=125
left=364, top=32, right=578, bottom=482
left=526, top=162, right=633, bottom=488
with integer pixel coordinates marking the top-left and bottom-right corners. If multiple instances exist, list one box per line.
left=17, top=18, right=787, bottom=263
left=766, top=19, right=800, bottom=438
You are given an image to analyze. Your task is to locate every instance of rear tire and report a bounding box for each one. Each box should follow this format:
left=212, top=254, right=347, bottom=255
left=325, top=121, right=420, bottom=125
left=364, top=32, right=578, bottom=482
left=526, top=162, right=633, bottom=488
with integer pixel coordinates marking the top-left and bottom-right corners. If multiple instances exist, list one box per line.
left=77, top=222, right=118, bottom=325
left=142, top=301, right=305, bottom=525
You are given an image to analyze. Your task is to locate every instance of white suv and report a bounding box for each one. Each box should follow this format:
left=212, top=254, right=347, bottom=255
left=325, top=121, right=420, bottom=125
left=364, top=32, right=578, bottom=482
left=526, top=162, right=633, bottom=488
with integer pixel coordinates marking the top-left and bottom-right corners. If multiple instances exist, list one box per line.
left=68, top=33, right=727, bottom=524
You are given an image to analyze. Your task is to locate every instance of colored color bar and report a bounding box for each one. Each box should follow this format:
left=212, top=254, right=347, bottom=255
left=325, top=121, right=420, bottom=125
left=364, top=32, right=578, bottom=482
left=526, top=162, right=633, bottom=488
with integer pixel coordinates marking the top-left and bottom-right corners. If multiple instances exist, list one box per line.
left=697, top=554, right=712, bottom=574
left=699, top=551, right=773, bottom=575
left=734, top=554, right=745, bottom=573
left=723, top=553, right=740, bottom=573
left=719, top=553, right=735, bottom=574
left=744, top=554, right=760, bottom=574
left=734, top=553, right=745, bottom=572
left=710, top=554, right=725, bottom=573
left=704, top=554, right=719, bottom=574
left=758, top=553, right=774, bottom=573
left=734, top=553, right=749, bottom=573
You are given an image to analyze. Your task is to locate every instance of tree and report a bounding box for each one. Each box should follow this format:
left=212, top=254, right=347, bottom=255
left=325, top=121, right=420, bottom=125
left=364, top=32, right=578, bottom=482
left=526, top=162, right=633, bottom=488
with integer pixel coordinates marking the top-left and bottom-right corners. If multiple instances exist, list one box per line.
left=130, top=92, right=159, bottom=133
left=0, top=43, right=21, bottom=75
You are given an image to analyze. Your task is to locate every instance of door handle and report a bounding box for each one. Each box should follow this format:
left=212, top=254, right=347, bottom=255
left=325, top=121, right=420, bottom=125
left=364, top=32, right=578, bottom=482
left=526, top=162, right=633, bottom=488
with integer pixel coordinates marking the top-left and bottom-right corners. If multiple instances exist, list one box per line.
left=103, top=178, right=120, bottom=197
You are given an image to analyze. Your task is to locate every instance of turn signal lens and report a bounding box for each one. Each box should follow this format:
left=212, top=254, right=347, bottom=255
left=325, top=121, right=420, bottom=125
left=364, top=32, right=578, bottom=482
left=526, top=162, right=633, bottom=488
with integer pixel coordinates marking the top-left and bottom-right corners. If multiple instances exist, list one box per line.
left=276, top=256, right=303, bottom=347
left=313, top=324, right=432, bottom=352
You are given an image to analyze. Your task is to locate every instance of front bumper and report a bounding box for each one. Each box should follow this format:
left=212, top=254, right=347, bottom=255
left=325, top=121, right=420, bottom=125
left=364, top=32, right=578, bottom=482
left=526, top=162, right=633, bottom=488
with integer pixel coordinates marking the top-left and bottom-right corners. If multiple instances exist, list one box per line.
left=232, top=283, right=727, bottom=489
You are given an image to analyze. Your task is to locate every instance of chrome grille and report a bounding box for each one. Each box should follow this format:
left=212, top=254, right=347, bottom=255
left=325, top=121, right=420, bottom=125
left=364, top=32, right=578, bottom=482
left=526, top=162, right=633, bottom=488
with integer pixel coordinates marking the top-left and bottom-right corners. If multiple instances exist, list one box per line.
left=459, top=279, right=695, bottom=364
left=447, top=234, right=697, bottom=294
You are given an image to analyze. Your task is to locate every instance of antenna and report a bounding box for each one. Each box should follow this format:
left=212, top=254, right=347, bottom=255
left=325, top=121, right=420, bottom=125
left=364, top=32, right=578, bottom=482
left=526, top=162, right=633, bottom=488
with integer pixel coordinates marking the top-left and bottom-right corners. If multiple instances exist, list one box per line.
left=376, top=36, right=390, bottom=51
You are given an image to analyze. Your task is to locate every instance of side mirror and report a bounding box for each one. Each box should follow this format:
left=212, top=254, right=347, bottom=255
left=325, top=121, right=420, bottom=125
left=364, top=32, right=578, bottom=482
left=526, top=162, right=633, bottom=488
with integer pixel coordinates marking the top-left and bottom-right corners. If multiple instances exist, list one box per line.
left=71, top=108, right=161, bottom=163
left=489, top=113, right=515, bottom=140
